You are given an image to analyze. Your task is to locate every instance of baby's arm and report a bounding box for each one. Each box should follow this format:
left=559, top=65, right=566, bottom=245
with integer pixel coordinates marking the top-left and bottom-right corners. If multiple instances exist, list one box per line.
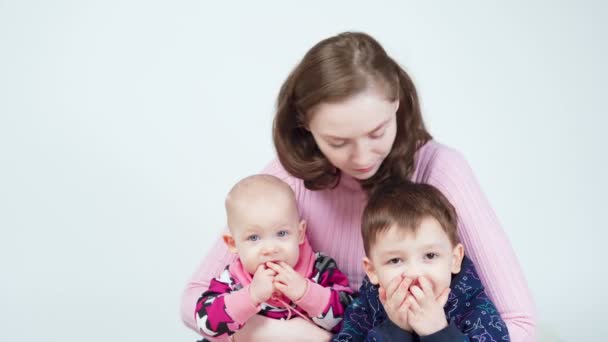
left=295, top=253, right=354, bottom=333
left=195, top=267, right=260, bottom=338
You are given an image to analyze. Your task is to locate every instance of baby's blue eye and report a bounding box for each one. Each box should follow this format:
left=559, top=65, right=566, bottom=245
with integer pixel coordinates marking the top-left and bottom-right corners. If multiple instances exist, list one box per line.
left=277, top=230, right=289, bottom=237
left=247, top=234, right=260, bottom=242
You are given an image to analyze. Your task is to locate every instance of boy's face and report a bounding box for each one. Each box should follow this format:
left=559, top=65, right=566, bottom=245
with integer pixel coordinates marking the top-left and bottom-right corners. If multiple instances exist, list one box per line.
left=223, top=195, right=306, bottom=275
left=363, top=217, right=464, bottom=297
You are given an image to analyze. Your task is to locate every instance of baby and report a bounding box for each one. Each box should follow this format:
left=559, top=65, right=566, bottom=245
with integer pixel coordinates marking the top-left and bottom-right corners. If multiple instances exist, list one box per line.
left=195, top=174, right=353, bottom=340
left=333, top=181, right=510, bottom=341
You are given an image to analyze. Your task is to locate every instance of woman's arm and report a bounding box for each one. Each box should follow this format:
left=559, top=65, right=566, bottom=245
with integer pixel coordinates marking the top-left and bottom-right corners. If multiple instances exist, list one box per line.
left=181, top=238, right=237, bottom=332
left=424, top=145, right=536, bottom=341
left=233, top=315, right=332, bottom=342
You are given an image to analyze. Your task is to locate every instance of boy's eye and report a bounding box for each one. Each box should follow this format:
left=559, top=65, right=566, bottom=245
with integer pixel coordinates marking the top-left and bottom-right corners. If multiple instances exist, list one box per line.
left=277, top=230, right=289, bottom=237
left=247, top=234, right=260, bottom=242
left=424, top=252, right=437, bottom=260
left=387, top=258, right=402, bottom=265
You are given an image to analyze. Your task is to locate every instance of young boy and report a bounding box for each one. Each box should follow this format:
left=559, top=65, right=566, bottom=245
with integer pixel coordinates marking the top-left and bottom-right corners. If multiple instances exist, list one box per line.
left=195, top=174, right=353, bottom=340
left=332, top=182, right=510, bottom=341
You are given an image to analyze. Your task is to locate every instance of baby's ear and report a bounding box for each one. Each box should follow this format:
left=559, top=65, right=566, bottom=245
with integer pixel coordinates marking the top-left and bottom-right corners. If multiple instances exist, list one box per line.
left=450, top=243, right=465, bottom=274
left=222, top=233, right=238, bottom=253
left=297, top=220, right=307, bottom=244
left=363, top=257, right=380, bottom=285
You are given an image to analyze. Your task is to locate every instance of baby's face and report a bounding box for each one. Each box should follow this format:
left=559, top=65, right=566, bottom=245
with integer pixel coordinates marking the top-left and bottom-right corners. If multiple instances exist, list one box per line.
left=226, top=200, right=305, bottom=275
left=363, top=217, right=464, bottom=297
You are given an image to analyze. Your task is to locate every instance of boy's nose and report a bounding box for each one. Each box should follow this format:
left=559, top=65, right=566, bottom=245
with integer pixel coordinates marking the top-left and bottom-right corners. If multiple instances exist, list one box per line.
left=403, top=266, right=421, bottom=280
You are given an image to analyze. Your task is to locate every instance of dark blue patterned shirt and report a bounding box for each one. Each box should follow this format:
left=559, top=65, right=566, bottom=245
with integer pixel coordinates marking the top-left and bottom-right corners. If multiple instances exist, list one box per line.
left=331, top=256, right=510, bottom=342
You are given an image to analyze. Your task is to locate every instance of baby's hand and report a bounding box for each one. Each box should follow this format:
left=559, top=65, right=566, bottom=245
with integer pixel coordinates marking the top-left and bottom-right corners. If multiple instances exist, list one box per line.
left=249, top=264, right=277, bottom=305
left=379, top=274, right=414, bottom=332
left=405, top=276, right=450, bottom=336
left=266, top=261, right=308, bottom=302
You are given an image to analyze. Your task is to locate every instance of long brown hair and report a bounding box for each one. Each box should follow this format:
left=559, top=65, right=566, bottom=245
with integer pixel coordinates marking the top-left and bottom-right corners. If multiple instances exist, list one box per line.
left=273, top=32, right=431, bottom=194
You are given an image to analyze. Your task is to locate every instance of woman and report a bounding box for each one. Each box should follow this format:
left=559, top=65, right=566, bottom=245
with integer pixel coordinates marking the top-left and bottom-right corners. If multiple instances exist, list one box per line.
left=182, top=32, right=536, bottom=341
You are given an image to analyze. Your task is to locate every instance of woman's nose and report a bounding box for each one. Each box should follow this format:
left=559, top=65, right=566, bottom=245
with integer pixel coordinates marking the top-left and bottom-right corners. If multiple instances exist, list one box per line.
left=351, top=140, right=371, bottom=165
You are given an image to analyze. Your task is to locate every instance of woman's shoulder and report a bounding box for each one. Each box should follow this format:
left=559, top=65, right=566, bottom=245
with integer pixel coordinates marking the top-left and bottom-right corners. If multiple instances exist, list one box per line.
left=260, top=158, right=303, bottom=192
left=413, top=140, right=471, bottom=182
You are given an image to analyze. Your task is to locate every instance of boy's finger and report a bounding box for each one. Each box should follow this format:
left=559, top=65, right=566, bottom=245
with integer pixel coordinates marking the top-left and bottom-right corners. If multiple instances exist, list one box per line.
left=437, top=287, right=451, bottom=307
left=406, top=296, right=421, bottom=314
left=391, top=278, right=410, bottom=308
left=386, top=274, right=403, bottom=299
left=409, top=285, right=425, bottom=302
left=418, top=276, right=433, bottom=296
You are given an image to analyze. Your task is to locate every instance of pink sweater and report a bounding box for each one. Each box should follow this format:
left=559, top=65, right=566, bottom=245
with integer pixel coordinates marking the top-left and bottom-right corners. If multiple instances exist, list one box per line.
left=181, top=140, right=536, bottom=341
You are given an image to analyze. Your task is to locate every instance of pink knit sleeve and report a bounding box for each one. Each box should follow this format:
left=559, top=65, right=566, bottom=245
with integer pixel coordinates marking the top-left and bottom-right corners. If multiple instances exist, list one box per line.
left=424, top=146, right=536, bottom=341
left=180, top=159, right=298, bottom=334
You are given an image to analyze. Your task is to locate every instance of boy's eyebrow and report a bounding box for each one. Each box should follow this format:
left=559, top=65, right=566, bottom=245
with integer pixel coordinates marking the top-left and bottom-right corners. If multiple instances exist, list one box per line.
left=376, top=248, right=406, bottom=256
left=321, top=119, right=390, bottom=140
left=419, top=243, right=445, bottom=250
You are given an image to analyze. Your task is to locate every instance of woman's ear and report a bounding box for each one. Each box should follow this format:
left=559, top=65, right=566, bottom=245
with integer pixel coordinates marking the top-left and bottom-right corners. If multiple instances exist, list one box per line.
left=298, top=220, right=307, bottom=244
left=222, top=233, right=238, bottom=253
left=450, top=243, right=465, bottom=274
left=363, top=257, right=380, bottom=285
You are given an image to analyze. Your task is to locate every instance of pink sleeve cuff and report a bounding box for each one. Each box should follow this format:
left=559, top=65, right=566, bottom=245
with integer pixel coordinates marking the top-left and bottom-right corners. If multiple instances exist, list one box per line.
left=223, top=285, right=261, bottom=325
left=295, top=280, right=331, bottom=317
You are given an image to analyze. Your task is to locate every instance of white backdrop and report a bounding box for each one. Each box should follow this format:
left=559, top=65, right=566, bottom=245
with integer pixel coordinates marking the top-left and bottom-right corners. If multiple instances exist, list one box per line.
left=0, top=1, right=606, bottom=341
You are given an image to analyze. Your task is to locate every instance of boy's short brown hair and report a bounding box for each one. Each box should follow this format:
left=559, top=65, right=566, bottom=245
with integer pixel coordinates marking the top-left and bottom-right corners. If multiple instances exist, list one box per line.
left=362, top=181, right=460, bottom=256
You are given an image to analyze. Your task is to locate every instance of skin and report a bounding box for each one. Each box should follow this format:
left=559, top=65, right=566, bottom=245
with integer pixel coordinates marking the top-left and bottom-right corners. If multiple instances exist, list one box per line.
left=308, top=88, right=399, bottom=180
left=222, top=175, right=309, bottom=305
left=234, top=89, right=403, bottom=340
left=363, top=218, right=465, bottom=335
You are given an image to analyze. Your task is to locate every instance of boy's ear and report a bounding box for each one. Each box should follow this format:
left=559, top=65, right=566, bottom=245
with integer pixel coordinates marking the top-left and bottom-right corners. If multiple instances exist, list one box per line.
left=363, top=257, right=379, bottom=285
left=450, top=243, right=465, bottom=274
left=222, top=233, right=238, bottom=253
left=297, top=219, right=307, bottom=244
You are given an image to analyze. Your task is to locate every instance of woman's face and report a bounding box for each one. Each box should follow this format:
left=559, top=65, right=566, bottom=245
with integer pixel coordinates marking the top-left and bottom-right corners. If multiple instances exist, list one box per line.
left=308, top=89, right=399, bottom=180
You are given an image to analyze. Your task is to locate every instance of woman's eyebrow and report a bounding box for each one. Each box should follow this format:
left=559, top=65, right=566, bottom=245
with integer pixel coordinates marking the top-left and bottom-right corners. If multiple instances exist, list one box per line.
left=321, top=119, right=390, bottom=140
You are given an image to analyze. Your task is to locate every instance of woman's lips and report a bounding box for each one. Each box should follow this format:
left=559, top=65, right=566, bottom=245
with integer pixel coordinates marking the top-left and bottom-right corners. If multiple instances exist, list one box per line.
left=353, top=164, right=375, bottom=173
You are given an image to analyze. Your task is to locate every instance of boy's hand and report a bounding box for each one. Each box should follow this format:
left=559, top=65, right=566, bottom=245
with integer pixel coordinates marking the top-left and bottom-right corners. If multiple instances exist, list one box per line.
left=249, top=264, right=277, bottom=305
left=266, top=261, right=308, bottom=302
left=379, top=274, right=414, bottom=332
left=405, top=276, right=450, bottom=336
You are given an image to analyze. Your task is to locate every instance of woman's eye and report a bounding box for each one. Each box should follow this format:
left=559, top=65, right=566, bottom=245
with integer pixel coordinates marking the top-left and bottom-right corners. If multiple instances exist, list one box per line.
left=369, top=130, right=385, bottom=139
left=425, top=253, right=437, bottom=260
left=277, top=230, right=289, bottom=237
left=328, top=140, right=347, bottom=148
left=247, top=235, right=260, bottom=242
